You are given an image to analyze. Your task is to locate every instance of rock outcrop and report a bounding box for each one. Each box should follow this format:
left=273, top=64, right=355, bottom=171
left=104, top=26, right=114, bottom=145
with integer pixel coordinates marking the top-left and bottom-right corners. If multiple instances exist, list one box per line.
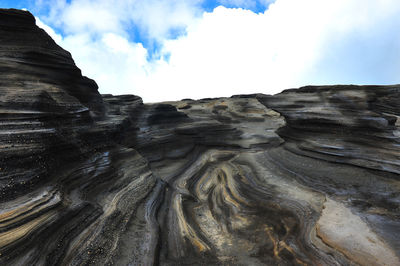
left=1, top=9, right=399, bottom=266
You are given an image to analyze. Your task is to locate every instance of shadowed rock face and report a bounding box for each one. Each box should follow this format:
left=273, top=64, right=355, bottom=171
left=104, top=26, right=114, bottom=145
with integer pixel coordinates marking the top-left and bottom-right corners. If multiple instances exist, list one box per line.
left=1, top=9, right=399, bottom=266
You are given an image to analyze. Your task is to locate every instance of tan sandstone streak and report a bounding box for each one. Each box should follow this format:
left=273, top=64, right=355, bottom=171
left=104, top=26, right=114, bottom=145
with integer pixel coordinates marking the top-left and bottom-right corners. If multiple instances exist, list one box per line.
left=0, top=210, right=58, bottom=248
left=316, top=198, right=400, bottom=266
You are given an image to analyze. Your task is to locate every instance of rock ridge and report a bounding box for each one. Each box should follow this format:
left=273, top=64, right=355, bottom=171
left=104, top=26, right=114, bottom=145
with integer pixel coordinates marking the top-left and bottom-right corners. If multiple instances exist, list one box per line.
left=0, top=9, right=399, bottom=266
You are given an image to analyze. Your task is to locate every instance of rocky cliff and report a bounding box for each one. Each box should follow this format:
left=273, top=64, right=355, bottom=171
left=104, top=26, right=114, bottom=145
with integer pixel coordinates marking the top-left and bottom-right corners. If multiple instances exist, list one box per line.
left=0, top=9, right=399, bottom=266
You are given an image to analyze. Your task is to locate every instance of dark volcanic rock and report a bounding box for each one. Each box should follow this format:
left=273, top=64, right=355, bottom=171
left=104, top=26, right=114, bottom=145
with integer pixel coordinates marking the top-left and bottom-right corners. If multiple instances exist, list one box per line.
left=1, top=9, right=400, bottom=266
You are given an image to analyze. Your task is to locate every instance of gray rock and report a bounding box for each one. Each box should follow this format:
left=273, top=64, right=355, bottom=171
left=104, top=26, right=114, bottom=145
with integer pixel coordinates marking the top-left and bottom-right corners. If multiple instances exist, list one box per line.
left=1, top=9, right=399, bottom=266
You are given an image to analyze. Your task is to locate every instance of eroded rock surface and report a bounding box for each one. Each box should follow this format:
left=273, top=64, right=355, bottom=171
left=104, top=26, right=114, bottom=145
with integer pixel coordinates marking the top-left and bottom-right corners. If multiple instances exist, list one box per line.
left=1, top=9, right=399, bottom=266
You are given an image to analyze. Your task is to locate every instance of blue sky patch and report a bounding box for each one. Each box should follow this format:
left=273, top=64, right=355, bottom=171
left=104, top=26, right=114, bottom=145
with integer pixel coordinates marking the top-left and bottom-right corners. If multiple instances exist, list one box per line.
left=0, top=0, right=272, bottom=58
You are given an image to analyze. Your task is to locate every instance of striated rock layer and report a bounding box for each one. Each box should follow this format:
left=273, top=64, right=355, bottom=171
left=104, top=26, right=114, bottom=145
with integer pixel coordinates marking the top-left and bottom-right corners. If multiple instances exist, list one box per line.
left=1, top=9, right=399, bottom=266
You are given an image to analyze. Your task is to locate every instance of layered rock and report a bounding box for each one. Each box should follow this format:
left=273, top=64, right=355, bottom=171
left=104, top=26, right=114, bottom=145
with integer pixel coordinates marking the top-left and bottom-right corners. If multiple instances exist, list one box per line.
left=0, top=9, right=156, bottom=265
left=1, top=9, right=399, bottom=266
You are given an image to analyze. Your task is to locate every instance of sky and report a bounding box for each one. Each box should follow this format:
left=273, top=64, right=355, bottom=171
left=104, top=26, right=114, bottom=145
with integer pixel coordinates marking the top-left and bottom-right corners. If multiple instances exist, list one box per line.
left=1, top=0, right=400, bottom=102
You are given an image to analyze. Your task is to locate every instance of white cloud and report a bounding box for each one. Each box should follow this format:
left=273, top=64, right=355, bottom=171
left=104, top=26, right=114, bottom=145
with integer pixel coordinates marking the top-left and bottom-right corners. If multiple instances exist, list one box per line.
left=34, top=0, right=400, bottom=102
left=36, top=0, right=203, bottom=40
left=60, top=32, right=150, bottom=96
left=127, top=0, right=203, bottom=41
left=35, top=16, right=63, bottom=44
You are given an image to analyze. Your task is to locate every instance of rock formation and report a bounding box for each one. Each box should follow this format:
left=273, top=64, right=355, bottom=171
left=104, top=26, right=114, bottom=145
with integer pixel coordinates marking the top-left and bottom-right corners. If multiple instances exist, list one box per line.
left=1, top=9, right=399, bottom=266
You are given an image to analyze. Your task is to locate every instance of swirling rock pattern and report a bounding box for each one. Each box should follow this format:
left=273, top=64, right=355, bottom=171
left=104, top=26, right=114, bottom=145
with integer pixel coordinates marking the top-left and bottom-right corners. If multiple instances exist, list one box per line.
left=1, top=9, right=399, bottom=266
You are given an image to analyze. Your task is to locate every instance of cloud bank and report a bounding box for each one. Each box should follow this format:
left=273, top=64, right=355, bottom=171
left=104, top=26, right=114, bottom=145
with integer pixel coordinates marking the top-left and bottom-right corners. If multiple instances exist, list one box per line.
left=34, top=0, right=400, bottom=102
